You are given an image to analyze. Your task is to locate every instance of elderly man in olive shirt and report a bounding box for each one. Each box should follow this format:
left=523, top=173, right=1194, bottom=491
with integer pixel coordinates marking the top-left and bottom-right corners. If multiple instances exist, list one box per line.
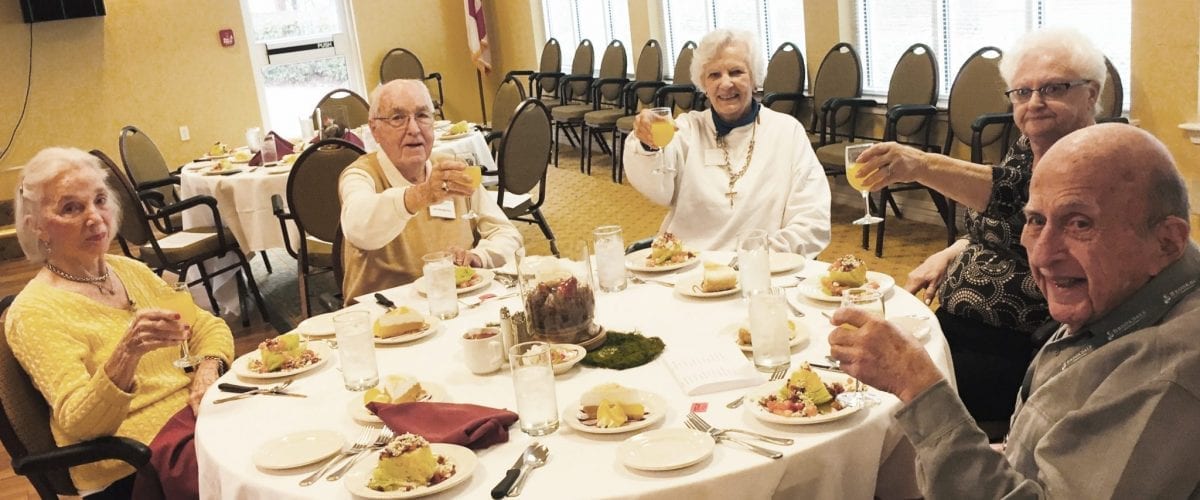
left=829, top=123, right=1200, bottom=498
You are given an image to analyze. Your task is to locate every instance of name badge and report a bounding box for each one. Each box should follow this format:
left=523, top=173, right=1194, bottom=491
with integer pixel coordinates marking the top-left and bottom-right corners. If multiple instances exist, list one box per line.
left=429, top=200, right=456, bottom=219
left=704, top=148, right=725, bottom=166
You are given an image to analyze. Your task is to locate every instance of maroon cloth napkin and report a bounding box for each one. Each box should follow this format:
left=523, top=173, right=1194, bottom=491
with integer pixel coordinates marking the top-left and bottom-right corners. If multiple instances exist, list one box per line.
left=132, top=406, right=198, bottom=500
left=341, top=130, right=365, bottom=149
left=250, top=131, right=295, bottom=166
left=366, top=402, right=519, bottom=450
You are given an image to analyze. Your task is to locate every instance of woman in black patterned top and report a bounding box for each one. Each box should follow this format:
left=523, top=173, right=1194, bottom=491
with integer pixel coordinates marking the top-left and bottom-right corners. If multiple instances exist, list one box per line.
left=850, top=28, right=1107, bottom=439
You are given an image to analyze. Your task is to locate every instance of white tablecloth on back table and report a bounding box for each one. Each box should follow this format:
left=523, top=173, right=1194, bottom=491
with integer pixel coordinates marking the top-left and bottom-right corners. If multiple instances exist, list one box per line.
left=195, top=255, right=954, bottom=499
left=179, top=166, right=297, bottom=253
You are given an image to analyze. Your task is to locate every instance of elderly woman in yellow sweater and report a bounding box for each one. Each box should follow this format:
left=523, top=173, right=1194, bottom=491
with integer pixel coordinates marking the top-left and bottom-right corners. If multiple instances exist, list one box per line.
left=5, top=147, right=233, bottom=498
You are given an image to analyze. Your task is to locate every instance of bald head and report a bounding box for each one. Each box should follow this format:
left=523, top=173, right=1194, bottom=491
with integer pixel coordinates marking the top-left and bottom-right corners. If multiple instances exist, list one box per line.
left=369, top=79, right=434, bottom=117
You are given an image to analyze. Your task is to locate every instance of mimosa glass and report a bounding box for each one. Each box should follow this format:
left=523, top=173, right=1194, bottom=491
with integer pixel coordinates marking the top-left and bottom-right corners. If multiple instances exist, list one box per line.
left=845, top=144, right=882, bottom=225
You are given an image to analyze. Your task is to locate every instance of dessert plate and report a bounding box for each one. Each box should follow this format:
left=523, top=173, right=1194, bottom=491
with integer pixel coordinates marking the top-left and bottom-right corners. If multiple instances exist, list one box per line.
left=201, top=166, right=243, bottom=176
left=793, top=271, right=896, bottom=303
left=375, top=318, right=440, bottom=345
left=889, top=315, right=932, bottom=342
left=674, top=274, right=740, bottom=298
left=413, top=268, right=494, bottom=296
left=252, top=430, right=342, bottom=470
left=232, top=341, right=331, bottom=380
left=769, top=252, right=806, bottom=274
left=343, top=443, right=476, bottom=499
left=624, top=248, right=698, bottom=273
left=347, top=381, right=449, bottom=424
left=721, top=315, right=810, bottom=352
left=564, top=391, right=666, bottom=435
left=744, top=376, right=865, bottom=425
left=437, top=131, right=472, bottom=141
left=618, top=428, right=714, bottom=471
left=292, top=305, right=377, bottom=338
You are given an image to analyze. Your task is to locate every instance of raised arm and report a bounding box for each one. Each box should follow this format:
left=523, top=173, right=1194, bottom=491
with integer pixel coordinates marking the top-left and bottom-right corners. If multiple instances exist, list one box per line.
left=855, top=142, right=995, bottom=212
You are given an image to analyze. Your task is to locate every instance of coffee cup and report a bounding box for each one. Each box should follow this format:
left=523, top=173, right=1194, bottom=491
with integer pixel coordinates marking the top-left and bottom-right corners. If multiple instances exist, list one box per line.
left=462, top=327, right=504, bottom=374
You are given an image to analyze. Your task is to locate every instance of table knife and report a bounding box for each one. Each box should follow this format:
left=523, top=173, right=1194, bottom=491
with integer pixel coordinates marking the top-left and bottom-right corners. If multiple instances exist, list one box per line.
left=374, top=293, right=397, bottom=311
left=218, top=383, right=259, bottom=393
left=808, top=362, right=844, bottom=373
left=490, top=446, right=531, bottom=498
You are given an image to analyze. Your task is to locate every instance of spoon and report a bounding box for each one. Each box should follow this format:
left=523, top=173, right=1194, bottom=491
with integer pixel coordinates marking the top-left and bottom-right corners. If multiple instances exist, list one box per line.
left=507, top=443, right=549, bottom=497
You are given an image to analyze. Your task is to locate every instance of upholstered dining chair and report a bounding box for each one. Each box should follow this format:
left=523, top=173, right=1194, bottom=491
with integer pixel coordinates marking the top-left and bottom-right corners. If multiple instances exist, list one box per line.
left=118, top=125, right=184, bottom=234
left=271, top=139, right=365, bottom=318
left=801, top=43, right=863, bottom=150
left=812, top=43, right=940, bottom=256
left=541, top=39, right=594, bottom=155
left=759, top=42, right=808, bottom=117
left=1097, top=56, right=1127, bottom=123
left=582, top=39, right=663, bottom=179
left=551, top=40, right=626, bottom=172
left=312, top=88, right=370, bottom=133
left=380, top=48, right=446, bottom=119
left=0, top=295, right=152, bottom=500
left=505, top=38, right=562, bottom=103
left=491, top=99, right=558, bottom=256
left=610, top=41, right=699, bottom=183
left=482, top=74, right=528, bottom=148
left=95, top=150, right=270, bottom=325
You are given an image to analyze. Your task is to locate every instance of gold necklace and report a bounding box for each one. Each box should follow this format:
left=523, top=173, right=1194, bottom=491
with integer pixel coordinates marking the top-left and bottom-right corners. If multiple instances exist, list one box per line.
left=716, top=119, right=758, bottom=208
left=45, top=261, right=115, bottom=295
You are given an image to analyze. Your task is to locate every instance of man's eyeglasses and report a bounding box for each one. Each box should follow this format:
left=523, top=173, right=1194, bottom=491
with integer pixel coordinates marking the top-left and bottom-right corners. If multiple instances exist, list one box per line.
left=1004, top=80, right=1092, bottom=103
left=370, top=112, right=435, bottom=128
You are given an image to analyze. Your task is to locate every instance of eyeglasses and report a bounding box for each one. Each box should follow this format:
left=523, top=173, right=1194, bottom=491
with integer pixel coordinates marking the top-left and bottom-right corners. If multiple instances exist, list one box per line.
left=1004, top=80, right=1092, bottom=103
left=370, top=112, right=435, bottom=128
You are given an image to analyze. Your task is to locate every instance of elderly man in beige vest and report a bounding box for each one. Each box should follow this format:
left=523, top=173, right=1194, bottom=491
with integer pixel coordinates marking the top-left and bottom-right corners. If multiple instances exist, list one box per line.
left=339, top=79, right=522, bottom=302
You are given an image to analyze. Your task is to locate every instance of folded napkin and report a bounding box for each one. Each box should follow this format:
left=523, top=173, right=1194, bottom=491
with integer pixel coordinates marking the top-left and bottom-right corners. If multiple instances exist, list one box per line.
left=341, top=130, right=365, bottom=149
left=366, top=401, right=519, bottom=450
left=250, top=131, right=294, bottom=166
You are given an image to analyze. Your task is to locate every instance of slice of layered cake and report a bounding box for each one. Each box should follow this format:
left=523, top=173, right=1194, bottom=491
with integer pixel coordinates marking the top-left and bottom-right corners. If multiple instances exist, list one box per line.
left=368, top=433, right=456, bottom=492
left=374, top=306, right=428, bottom=338
left=363, top=375, right=426, bottom=405
left=578, top=383, right=646, bottom=428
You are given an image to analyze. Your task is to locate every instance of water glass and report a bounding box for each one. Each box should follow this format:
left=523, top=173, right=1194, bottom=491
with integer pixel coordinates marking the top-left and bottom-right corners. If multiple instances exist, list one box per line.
left=245, top=127, right=263, bottom=153
left=593, top=225, right=626, bottom=292
left=299, top=116, right=316, bottom=141
left=509, top=341, right=559, bottom=436
left=738, top=229, right=770, bottom=297
left=749, top=289, right=791, bottom=372
left=333, top=310, right=379, bottom=391
left=261, top=135, right=278, bottom=165
left=422, top=251, right=459, bottom=319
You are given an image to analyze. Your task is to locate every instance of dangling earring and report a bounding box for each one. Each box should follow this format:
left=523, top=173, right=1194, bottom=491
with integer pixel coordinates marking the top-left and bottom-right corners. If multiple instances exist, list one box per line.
left=38, top=239, right=52, bottom=259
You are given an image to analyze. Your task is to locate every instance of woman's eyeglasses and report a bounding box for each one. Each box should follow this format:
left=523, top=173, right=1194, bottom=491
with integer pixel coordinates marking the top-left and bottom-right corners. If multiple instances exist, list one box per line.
left=1004, top=80, right=1092, bottom=103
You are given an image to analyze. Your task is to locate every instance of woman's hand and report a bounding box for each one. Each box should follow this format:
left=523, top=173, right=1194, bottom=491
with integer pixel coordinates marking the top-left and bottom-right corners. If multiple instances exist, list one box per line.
left=106, top=309, right=188, bottom=392
left=904, top=240, right=969, bottom=304
left=188, top=358, right=221, bottom=414
left=632, top=109, right=676, bottom=148
left=448, top=246, right=481, bottom=267
left=855, top=142, right=931, bottom=191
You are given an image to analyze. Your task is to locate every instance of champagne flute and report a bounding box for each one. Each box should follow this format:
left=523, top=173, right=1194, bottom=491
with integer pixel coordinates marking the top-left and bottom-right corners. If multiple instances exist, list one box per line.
left=845, top=144, right=882, bottom=225
left=647, top=107, right=676, bottom=174
left=159, top=282, right=199, bottom=369
left=838, top=287, right=885, bottom=406
left=458, top=153, right=481, bottom=220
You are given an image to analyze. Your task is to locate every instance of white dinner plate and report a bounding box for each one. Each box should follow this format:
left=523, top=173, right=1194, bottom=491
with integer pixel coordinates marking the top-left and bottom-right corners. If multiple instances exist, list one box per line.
left=889, top=315, right=932, bottom=341
left=624, top=247, right=699, bottom=273
left=769, top=252, right=806, bottom=274
left=252, top=430, right=343, bottom=470
left=674, top=274, right=740, bottom=298
left=199, top=153, right=231, bottom=160
left=232, top=341, right=331, bottom=379
left=346, top=382, right=449, bottom=424
left=201, top=166, right=244, bottom=176
left=343, top=443, right=476, bottom=499
left=291, top=304, right=379, bottom=338
left=793, top=271, right=896, bottom=303
left=744, top=376, right=865, bottom=425
left=721, top=315, right=810, bottom=352
left=182, top=161, right=214, bottom=172
left=413, top=268, right=494, bottom=296
left=618, top=428, right=714, bottom=471
left=437, top=131, right=472, bottom=141
left=565, top=391, right=666, bottom=435
left=375, top=318, right=440, bottom=345
left=433, top=120, right=452, bottom=129
left=264, top=165, right=292, bottom=175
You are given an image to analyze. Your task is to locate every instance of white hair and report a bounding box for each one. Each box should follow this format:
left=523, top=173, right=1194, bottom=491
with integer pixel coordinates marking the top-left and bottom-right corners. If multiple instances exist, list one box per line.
left=368, top=79, right=435, bottom=117
left=690, top=29, right=767, bottom=92
left=999, top=27, right=1107, bottom=113
left=15, top=147, right=120, bottom=264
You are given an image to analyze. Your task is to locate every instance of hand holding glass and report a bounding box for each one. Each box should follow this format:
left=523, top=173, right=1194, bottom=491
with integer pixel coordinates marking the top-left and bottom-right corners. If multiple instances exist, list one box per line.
left=838, top=288, right=886, bottom=405
left=459, top=153, right=481, bottom=220
left=845, top=144, right=882, bottom=225
left=647, top=107, right=676, bottom=174
left=159, top=282, right=198, bottom=369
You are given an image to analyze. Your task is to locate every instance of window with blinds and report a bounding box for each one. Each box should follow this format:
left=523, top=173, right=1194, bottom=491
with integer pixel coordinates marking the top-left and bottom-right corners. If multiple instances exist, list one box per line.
left=541, top=0, right=633, bottom=73
left=662, top=0, right=806, bottom=79
left=854, top=0, right=1131, bottom=110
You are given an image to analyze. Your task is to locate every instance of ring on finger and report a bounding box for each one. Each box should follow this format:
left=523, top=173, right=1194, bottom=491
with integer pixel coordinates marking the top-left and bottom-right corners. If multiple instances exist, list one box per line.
left=441, top=180, right=449, bottom=192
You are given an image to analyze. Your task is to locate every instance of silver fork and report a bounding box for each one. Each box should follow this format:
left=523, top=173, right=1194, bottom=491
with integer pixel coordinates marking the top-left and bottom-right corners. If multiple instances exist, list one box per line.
left=212, top=380, right=294, bottom=404
left=684, top=416, right=782, bottom=459
left=629, top=275, right=674, bottom=287
left=726, top=365, right=788, bottom=408
left=460, top=291, right=519, bottom=309
left=326, top=427, right=394, bottom=481
left=686, top=412, right=793, bottom=446
left=299, top=426, right=379, bottom=486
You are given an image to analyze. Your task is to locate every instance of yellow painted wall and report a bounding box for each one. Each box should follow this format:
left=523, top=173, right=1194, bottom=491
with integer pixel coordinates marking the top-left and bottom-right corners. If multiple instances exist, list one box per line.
left=0, top=1, right=258, bottom=171
left=1131, top=0, right=1199, bottom=194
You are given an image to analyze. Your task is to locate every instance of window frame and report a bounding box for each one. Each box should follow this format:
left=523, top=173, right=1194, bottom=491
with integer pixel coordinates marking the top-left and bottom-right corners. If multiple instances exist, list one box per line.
left=661, top=0, right=806, bottom=81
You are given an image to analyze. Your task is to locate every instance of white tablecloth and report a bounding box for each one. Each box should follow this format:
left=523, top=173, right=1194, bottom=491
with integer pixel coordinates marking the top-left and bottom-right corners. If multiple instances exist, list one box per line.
left=433, top=130, right=498, bottom=179
left=179, top=166, right=297, bottom=254
left=195, top=255, right=954, bottom=500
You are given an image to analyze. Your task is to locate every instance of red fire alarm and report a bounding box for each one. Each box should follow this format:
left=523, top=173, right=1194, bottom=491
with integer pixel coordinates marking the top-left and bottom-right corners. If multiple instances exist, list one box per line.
left=219, top=29, right=235, bottom=47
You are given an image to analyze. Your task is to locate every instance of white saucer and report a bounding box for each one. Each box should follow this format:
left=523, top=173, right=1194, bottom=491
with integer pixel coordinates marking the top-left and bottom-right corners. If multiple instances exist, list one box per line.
left=252, top=430, right=342, bottom=470
left=346, top=381, right=449, bottom=424
left=674, top=274, right=740, bottom=298
left=618, top=428, right=714, bottom=471
left=343, top=444, right=476, bottom=498
left=564, top=391, right=666, bottom=434
left=769, top=252, right=806, bottom=274
left=721, top=315, right=810, bottom=352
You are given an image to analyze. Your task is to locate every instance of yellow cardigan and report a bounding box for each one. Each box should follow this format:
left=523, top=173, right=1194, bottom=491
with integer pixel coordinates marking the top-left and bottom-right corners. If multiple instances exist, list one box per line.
left=5, top=255, right=233, bottom=492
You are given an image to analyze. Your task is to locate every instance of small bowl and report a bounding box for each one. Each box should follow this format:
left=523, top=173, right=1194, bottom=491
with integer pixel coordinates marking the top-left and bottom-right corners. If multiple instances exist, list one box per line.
left=550, top=344, right=587, bottom=375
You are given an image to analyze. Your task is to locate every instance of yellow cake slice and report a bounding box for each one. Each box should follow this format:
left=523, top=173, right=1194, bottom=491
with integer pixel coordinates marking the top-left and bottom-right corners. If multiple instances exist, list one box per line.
left=374, top=306, right=428, bottom=338
left=580, top=383, right=646, bottom=427
left=700, top=262, right=738, bottom=292
left=368, top=433, right=455, bottom=492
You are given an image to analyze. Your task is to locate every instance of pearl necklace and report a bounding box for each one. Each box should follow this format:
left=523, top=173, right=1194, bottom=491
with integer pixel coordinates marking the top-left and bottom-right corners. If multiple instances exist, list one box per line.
left=45, top=261, right=115, bottom=295
left=715, top=119, right=758, bottom=208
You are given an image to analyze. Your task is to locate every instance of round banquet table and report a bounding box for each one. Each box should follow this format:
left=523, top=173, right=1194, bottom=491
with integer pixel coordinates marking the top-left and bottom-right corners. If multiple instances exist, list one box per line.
left=195, top=255, right=955, bottom=500
left=179, top=163, right=298, bottom=254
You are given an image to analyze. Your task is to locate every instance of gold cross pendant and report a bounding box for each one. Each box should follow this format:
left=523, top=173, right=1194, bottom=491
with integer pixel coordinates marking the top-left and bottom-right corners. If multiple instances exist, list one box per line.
left=726, top=190, right=737, bottom=207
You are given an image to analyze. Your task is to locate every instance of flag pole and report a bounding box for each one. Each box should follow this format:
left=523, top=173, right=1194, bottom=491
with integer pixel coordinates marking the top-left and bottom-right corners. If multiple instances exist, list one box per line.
left=476, top=69, right=488, bottom=124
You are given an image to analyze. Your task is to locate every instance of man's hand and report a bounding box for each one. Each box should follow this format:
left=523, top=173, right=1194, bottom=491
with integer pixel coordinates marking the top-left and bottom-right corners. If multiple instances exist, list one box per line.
left=854, top=142, right=931, bottom=191
left=188, top=358, right=221, bottom=414
left=904, top=240, right=968, bottom=305
left=405, top=157, right=473, bottom=211
left=827, top=307, right=943, bottom=404
left=449, top=246, right=482, bottom=267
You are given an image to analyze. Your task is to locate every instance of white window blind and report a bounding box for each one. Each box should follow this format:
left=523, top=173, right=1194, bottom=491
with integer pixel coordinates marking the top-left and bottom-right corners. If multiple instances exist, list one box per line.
left=855, top=0, right=1131, bottom=109
left=662, top=0, right=806, bottom=79
left=541, top=0, right=633, bottom=73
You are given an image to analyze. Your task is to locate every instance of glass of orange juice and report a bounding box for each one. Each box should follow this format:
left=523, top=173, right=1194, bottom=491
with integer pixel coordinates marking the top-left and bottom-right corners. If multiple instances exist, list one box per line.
left=845, top=144, right=882, bottom=225
left=159, top=282, right=199, bottom=369
left=648, top=107, right=676, bottom=174
left=457, top=153, right=481, bottom=220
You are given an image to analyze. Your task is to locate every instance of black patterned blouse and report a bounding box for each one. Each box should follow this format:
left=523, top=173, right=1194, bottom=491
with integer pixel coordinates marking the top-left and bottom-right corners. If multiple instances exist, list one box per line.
left=936, top=136, right=1049, bottom=334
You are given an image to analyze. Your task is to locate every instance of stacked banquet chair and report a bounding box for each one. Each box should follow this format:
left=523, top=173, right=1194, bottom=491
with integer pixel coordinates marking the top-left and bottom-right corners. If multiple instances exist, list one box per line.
left=380, top=48, right=446, bottom=119
left=813, top=43, right=940, bottom=256
left=582, top=39, right=663, bottom=180
left=550, top=40, right=627, bottom=171
left=538, top=40, right=594, bottom=163
left=758, top=42, right=808, bottom=118
left=505, top=38, right=562, bottom=107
